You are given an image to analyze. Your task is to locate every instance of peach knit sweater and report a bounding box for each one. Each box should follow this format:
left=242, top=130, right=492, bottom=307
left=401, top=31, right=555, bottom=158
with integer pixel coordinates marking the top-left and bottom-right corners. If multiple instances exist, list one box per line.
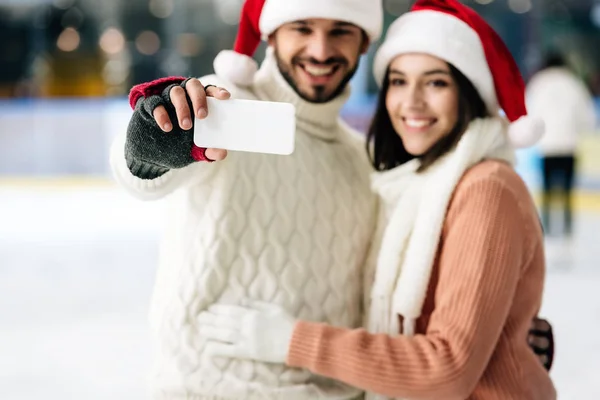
left=286, top=160, right=556, bottom=400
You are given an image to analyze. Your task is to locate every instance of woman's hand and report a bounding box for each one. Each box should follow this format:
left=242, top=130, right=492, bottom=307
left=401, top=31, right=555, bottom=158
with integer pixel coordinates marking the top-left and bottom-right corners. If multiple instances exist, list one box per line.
left=197, top=300, right=296, bottom=364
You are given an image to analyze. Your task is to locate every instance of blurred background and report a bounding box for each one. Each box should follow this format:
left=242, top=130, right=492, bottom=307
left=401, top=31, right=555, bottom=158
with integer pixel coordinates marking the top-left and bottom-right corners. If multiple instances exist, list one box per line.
left=0, top=0, right=599, bottom=398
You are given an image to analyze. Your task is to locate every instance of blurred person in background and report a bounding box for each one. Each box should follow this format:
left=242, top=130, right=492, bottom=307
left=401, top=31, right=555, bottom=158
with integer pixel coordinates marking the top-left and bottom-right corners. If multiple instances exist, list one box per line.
left=110, top=0, right=554, bottom=398
left=526, top=52, right=596, bottom=238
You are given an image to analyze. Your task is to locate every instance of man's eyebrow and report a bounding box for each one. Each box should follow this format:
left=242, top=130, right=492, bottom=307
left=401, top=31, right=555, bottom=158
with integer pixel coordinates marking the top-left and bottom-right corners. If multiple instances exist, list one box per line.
left=289, top=20, right=357, bottom=29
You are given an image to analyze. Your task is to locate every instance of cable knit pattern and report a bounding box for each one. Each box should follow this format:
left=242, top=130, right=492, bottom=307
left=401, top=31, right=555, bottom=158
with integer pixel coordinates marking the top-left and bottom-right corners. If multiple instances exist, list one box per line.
left=110, top=49, right=376, bottom=400
left=286, top=160, right=556, bottom=400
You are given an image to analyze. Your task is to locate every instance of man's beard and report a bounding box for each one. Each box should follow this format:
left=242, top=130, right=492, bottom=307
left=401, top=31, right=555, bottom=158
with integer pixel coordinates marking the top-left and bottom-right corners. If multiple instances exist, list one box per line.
left=274, top=49, right=360, bottom=104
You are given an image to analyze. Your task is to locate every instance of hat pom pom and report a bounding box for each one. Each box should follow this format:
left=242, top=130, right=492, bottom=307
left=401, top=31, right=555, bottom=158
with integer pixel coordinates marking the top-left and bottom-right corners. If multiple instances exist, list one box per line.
left=507, top=115, right=545, bottom=148
left=213, top=50, right=258, bottom=87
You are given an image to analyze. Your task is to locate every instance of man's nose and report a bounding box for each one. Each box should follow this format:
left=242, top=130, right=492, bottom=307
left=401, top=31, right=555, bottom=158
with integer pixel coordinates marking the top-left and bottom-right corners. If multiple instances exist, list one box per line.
left=304, top=33, right=335, bottom=62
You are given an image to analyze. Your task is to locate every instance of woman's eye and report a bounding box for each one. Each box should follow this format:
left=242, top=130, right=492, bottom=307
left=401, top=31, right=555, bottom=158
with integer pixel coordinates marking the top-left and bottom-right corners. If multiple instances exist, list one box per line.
left=429, top=80, right=449, bottom=87
left=390, top=78, right=405, bottom=86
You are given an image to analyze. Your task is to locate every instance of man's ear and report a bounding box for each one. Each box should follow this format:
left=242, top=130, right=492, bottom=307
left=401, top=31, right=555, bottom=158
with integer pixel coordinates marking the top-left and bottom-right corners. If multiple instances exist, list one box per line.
left=360, top=36, right=371, bottom=55
left=360, top=31, right=371, bottom=54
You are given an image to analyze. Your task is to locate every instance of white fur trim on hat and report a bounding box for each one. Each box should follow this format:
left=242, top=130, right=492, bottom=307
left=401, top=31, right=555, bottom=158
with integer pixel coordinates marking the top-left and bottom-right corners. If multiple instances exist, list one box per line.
left=213, top=50, right=258, bottom=87
left=507, top=115, right=545, bottom=148
left=373, top=10, right=499, bottom=116
left=259, top=0, right=383, bottom=41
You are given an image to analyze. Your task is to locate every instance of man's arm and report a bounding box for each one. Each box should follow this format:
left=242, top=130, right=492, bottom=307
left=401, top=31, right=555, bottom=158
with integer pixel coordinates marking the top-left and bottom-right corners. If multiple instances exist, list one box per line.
left=110, top=77, right=229, bottom=200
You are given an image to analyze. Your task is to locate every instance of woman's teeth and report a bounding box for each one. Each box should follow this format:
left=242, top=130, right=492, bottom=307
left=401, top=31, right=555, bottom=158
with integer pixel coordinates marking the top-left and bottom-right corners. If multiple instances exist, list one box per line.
left=404, top=118, right=432, bottom=128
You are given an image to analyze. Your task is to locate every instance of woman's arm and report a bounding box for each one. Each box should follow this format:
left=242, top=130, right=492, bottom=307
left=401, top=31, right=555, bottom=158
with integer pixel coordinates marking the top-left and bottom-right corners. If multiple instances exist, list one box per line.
left=287, top=174, right=534, bottom=400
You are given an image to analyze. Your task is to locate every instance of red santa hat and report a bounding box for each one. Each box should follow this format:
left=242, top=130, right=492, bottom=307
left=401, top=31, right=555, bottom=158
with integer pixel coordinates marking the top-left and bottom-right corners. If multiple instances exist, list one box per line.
left=373, top=0, right=544, bottom=148
left=214, top=0, right=384, bottom=87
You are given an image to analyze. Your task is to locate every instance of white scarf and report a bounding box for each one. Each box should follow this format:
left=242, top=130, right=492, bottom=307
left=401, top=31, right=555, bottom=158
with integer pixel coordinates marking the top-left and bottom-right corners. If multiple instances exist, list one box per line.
left=367, top=117, right=516, bottom=343
left=365, top=118, right=516, bottom=400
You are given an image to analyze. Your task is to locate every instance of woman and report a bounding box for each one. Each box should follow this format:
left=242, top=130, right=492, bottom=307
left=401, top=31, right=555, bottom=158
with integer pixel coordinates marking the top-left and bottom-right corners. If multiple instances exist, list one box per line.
left=197, top=0, right=556, bottom=398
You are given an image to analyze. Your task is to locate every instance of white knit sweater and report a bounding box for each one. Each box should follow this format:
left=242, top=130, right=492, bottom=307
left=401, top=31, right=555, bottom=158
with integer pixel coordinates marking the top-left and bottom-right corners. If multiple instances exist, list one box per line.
left=110, top=51, right=376, bottom=400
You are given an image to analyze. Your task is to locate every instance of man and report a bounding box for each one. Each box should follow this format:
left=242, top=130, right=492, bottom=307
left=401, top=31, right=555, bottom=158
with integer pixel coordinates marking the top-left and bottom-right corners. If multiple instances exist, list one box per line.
left=110, top=1, right=553, bottom=398
left=111, top=1, right=381, bottom=398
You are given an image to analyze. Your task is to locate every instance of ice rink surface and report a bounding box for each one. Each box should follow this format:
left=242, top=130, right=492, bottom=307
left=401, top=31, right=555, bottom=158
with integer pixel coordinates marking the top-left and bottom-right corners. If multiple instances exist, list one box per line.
left=1, top=183, right=599, bottom=399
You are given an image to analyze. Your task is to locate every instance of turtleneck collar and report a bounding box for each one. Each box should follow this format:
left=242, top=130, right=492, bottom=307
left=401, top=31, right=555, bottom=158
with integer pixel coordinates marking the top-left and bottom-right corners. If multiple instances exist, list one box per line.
left=252, top=48, right=351, bottom=141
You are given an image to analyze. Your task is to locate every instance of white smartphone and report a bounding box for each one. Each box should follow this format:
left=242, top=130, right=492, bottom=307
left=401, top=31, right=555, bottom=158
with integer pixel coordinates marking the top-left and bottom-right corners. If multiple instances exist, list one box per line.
left=193, top=97, right=296, bottom=155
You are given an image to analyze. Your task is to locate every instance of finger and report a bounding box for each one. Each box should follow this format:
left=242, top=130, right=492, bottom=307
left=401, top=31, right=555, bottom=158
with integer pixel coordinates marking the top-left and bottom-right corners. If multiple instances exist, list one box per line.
left=528, top=335, right=550, bottom=349
left=197, top=311, right=239, bottom=330
left=539, top=354, right=549, bottom=366
left=184, top=78, right=209, bottom=120
left=199, top=325, right=239, bottom=343
left=197, top=311, right=217, bottom=326
left=208, top=304, right=253, bottom=318
left=205, top=148, right=228, bottom=161
left=205, top=85, right=231, bottom=100
left=152, top=105, right=173, bottom=132
left=532, top=317, right=552, bottom=332
left=170, top=85, right=193, bottom=130
left=204, top=341, right=239, bottom=359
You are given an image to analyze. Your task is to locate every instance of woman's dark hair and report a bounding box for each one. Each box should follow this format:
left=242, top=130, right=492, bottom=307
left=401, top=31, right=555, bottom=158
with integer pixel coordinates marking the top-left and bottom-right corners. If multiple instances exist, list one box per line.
left=366, top=63, right=488, bottom=172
